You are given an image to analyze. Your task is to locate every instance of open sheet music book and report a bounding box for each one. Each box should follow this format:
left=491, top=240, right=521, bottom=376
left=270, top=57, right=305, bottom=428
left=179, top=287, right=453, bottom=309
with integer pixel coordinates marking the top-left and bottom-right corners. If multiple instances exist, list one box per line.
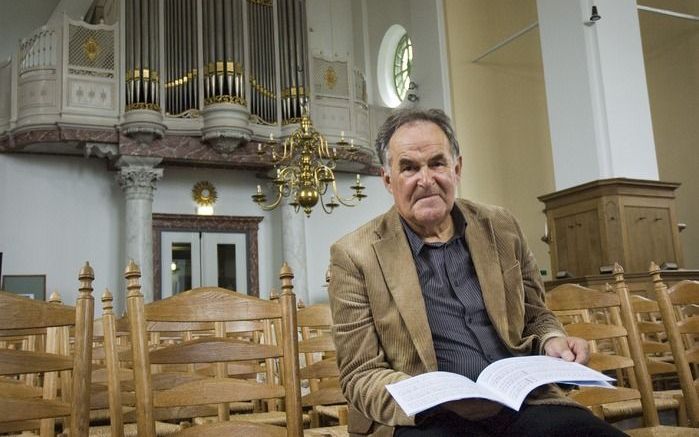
left=385, top=355, right=614, bottom=416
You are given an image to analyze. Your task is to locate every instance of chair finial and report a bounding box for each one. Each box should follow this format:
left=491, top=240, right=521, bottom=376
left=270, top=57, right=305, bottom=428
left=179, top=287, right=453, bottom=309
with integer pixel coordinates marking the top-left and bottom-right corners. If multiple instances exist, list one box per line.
left=649, top=261, right=660, bottom=274
left=49, top=291, right=62, bottom=303
left=649, top=261, right=663, bottom=285
left=613, top=262, right=624, bottom=275
left=102, top=289, right=114, bottom=312
left=124, top=260, right=143, bottom=298
left=279, top=263, right=295, bottom=297
left=78, top=262, right=95, bottom=299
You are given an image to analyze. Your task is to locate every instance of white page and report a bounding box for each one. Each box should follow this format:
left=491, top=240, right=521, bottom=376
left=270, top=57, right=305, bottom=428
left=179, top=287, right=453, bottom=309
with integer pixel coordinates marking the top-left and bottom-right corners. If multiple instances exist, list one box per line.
left=475, top=356, right=614, bottom=411
left=385, top=371, right=508, bottom=417
left=386, top=356, right=615, bottom=417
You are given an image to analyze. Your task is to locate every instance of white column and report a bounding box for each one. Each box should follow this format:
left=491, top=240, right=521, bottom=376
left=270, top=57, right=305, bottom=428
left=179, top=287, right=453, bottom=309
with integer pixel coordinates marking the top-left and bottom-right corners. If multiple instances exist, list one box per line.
left=281, top=201, right=309, bottom=305
left=537, top=0, right=659, bottom=190
left=116, top=156, right=163, bottom=303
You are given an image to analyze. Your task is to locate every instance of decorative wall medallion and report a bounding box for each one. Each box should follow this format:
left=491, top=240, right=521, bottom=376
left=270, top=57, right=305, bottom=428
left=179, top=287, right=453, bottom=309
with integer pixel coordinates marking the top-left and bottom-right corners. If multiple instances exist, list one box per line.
left=324, top=66, right=337, bottom=90
left=83, top=37, right=100, bottom=62
left=192, top=181, right=218, bottom=206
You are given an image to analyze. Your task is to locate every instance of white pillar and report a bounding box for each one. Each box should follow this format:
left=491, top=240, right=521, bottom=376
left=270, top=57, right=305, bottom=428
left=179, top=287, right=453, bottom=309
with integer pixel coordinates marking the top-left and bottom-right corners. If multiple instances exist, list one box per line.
left=537, top=0, right=659, bottom=190
left=281, top=201, right=309, bottom=305
left=116, top=156, right=163, bottom=303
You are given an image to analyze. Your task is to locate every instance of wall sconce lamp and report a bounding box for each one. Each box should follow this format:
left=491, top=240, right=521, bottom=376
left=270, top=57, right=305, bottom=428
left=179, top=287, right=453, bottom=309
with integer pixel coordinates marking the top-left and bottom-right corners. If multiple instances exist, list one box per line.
left=406, top=81, right=419, bottom=103
left=586, top=5, right=601, bottom=25
left=192, top=180, right=217, bottom=215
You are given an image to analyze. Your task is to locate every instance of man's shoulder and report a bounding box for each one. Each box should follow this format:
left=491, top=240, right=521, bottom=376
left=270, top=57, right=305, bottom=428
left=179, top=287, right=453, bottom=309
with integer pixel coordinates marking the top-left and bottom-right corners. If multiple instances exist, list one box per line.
left=456, top=198, right=515, bottom=222
left=332, top=208, right=396, bottom=249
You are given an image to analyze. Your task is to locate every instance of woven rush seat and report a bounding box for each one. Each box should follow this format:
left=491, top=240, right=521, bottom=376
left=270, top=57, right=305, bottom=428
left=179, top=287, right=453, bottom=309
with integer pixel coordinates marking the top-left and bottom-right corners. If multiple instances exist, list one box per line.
left=303, top=424, right=349, bottom=436
left=602, top=396, right=683, bottom=422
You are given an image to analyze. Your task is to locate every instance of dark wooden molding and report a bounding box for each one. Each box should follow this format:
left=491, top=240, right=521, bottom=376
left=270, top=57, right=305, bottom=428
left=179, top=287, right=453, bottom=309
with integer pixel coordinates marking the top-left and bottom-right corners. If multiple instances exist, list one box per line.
left=152, top=213, right=263, bottom=299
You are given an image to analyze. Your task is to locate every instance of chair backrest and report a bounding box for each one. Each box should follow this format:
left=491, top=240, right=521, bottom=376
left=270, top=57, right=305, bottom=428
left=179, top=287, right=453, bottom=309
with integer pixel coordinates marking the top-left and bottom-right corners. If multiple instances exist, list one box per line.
left=297, top=303, right=347, bottom=427
left=650, top=262, right=699, bottom=426
left=0, top=262, right=95, bottom=437
left=99, top=289, right=128, bottom=437
left=125, top=260, right=303, bottom=437
left=546, top=264, right=660, bottom=427
left=629, top=293, right=678, bottom=380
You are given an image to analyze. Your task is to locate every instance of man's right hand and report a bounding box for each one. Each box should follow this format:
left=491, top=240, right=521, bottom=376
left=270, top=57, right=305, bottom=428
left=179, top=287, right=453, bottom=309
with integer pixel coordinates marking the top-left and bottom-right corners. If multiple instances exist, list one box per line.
left=441, top=398, right=503, bottom=421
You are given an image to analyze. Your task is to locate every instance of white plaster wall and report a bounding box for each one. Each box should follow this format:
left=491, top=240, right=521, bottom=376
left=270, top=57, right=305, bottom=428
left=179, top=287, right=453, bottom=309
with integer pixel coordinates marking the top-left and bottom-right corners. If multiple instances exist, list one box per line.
left=595, top=0, right=658, bottom=181
left=0, top=0, right=60, bottom=61
left=153, top=168, right=393, bottom=305
left=304, top=173, right=393, bottom=304
left=364, top=0, right=448, bottom=111
left=152, top=167, right=283, bottom=301
left=408, top=0, right=450, bottom=111
left=0, top=154, right=123, bottom=310
left=0, top=154, right=391, bottom=312
left=538, top=0, right=659, bottom=190
left=537, top=0, right=604, bottom=189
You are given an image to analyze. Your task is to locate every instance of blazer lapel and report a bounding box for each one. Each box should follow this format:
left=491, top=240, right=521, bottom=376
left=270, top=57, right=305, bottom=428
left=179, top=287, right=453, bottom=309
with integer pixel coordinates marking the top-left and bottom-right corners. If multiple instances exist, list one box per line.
left=461, top=203, right=509, bottom=340
left=373, top=209, right=438, bottom=371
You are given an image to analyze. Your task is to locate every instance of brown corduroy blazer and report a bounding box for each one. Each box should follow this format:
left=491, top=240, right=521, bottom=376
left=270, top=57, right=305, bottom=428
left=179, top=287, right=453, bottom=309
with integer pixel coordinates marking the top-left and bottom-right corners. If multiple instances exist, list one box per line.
left=328, top=199, right=577, bottom=437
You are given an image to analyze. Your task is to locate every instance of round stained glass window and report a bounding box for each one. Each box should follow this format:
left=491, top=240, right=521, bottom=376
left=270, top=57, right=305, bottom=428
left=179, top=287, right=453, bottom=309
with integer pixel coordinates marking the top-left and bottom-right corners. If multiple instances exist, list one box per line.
left=393, top=34, right=413, bottom=102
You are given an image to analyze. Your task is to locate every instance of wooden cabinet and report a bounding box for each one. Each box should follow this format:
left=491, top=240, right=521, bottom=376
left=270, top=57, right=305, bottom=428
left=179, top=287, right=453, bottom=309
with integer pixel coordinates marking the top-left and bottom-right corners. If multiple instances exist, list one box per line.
left=538, top=178, right=683, bottom=277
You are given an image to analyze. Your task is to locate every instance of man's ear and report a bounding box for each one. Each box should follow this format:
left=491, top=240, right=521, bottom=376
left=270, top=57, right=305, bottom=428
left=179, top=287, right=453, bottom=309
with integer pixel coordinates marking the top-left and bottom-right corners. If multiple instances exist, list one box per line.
left=380, top=167, right=392, bottom=193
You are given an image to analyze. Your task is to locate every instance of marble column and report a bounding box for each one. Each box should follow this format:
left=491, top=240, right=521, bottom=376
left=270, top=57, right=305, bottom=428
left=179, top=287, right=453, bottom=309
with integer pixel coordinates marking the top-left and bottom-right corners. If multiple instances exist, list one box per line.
left=116, top=156, right=163, bottom=304
left=281, top=200, right=309, bottom=305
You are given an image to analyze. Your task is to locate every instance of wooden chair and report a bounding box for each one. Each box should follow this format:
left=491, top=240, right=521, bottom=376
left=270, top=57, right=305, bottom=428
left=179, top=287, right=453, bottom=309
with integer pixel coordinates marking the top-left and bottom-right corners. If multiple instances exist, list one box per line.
left=297, top=302, right=348, bottom=430
left=125, top=260, right=304, bottom=437
left=0, top=262, right=95, bottom=437
left=0, top=325, right=47, bottom=435
left=627, top=292, right=687, bottom=425
left=547, top=279, right=657, bottom=427
left=95, top=291, right=185, bottom=437
left=548, top=264, right=699, bottom=435
left=651, top=262, right=699, bottom=427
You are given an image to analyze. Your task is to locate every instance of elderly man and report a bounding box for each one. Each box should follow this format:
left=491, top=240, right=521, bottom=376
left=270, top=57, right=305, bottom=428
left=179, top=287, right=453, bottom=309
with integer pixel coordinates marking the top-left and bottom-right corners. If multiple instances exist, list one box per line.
left=328, top=108, right=626, bottom=436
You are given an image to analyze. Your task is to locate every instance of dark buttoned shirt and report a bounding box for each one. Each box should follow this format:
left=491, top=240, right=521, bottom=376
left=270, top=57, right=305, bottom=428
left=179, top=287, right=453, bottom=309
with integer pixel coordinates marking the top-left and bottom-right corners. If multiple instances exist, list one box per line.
left=401, top=208, right=511, bottom=380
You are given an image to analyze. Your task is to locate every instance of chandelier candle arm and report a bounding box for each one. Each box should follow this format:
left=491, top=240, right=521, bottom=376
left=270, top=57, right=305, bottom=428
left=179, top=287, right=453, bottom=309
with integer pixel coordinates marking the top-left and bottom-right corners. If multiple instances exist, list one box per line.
left=251, top=114, right=368, bottom=216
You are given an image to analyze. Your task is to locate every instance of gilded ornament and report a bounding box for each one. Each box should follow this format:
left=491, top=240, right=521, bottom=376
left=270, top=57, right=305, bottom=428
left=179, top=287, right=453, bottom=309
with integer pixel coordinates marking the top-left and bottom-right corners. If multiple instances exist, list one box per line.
left=83, top=37, right=100, bottom=62
left=192, top=181, right=218, bottom=206
left=324, top=67, right=337, bottom=90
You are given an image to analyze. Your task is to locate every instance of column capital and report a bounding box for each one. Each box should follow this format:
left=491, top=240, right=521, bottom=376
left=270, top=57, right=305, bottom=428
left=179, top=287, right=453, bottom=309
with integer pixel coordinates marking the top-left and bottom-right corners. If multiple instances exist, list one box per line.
left=116, top=156, right=164, bottom=200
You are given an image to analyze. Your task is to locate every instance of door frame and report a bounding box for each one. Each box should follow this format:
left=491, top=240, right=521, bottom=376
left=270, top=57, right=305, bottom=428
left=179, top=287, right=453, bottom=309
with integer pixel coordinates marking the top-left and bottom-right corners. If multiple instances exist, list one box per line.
left=153, top=213, right=263, bottom=299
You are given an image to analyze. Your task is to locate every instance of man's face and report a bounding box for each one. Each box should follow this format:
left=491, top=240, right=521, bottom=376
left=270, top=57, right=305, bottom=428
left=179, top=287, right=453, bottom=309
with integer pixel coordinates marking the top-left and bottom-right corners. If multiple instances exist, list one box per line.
left=382, top=120, right=461, bottom=232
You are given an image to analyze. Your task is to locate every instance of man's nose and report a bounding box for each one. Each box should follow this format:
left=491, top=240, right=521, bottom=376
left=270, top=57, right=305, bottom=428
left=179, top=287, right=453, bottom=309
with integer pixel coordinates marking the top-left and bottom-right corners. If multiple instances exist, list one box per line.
left=416, top=166, right=435, bottom=186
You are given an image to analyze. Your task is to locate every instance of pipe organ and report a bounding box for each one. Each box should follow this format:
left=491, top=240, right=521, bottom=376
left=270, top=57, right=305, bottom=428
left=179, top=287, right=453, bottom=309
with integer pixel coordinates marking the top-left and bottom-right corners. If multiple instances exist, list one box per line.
left=123, top=0, right=308, bottom=148
left=0, top=0, right=376, bottom=174
left=165, top=0, right=199, bottom=117
left=124, top=0, right=159, bottom=112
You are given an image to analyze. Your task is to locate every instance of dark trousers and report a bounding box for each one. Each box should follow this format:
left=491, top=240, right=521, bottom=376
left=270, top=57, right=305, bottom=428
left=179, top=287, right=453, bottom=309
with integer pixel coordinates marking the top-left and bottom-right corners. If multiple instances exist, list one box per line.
left=393, top=405, right=628, bottom=437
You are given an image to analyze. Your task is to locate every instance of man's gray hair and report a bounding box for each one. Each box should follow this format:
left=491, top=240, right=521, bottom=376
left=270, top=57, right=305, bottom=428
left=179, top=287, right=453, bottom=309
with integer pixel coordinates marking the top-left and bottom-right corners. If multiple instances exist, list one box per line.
left=374, top=108, right=460, bottom=168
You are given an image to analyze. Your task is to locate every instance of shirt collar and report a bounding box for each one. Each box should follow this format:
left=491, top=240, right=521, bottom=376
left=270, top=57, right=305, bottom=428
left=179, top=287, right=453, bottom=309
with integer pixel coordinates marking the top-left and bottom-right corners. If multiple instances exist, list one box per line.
left=400, top=206, right=467, bottom=255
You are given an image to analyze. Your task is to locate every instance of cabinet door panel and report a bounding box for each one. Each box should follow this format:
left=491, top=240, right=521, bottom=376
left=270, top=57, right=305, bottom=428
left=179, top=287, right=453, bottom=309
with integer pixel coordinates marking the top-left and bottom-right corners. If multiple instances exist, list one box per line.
left=624, top=206, right=676, bottom=272
left=554, top=210, right=602, bottom=276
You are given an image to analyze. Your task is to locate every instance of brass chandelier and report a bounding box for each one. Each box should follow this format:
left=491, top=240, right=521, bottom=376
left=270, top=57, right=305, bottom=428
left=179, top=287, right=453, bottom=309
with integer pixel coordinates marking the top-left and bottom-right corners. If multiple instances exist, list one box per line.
left=252, top=114, right=367, bottom=216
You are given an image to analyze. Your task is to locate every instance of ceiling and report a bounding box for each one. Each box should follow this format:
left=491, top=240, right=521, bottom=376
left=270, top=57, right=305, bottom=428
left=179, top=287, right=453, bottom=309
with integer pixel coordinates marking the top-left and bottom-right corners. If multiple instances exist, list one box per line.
left=0, top=0, right=60, bottom=61
left=0, top=0, right=95, bottom=61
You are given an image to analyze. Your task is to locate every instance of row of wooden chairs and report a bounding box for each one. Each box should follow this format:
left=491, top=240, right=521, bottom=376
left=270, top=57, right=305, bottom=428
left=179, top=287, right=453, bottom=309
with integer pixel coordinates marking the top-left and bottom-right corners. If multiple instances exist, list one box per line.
left=0, top=263, right=95, bottom=437
left=546, top=262, right=699, bottom=435
left=10, top=259, right=699, bottom=436
left=0, top=261, right=347, bottom=437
